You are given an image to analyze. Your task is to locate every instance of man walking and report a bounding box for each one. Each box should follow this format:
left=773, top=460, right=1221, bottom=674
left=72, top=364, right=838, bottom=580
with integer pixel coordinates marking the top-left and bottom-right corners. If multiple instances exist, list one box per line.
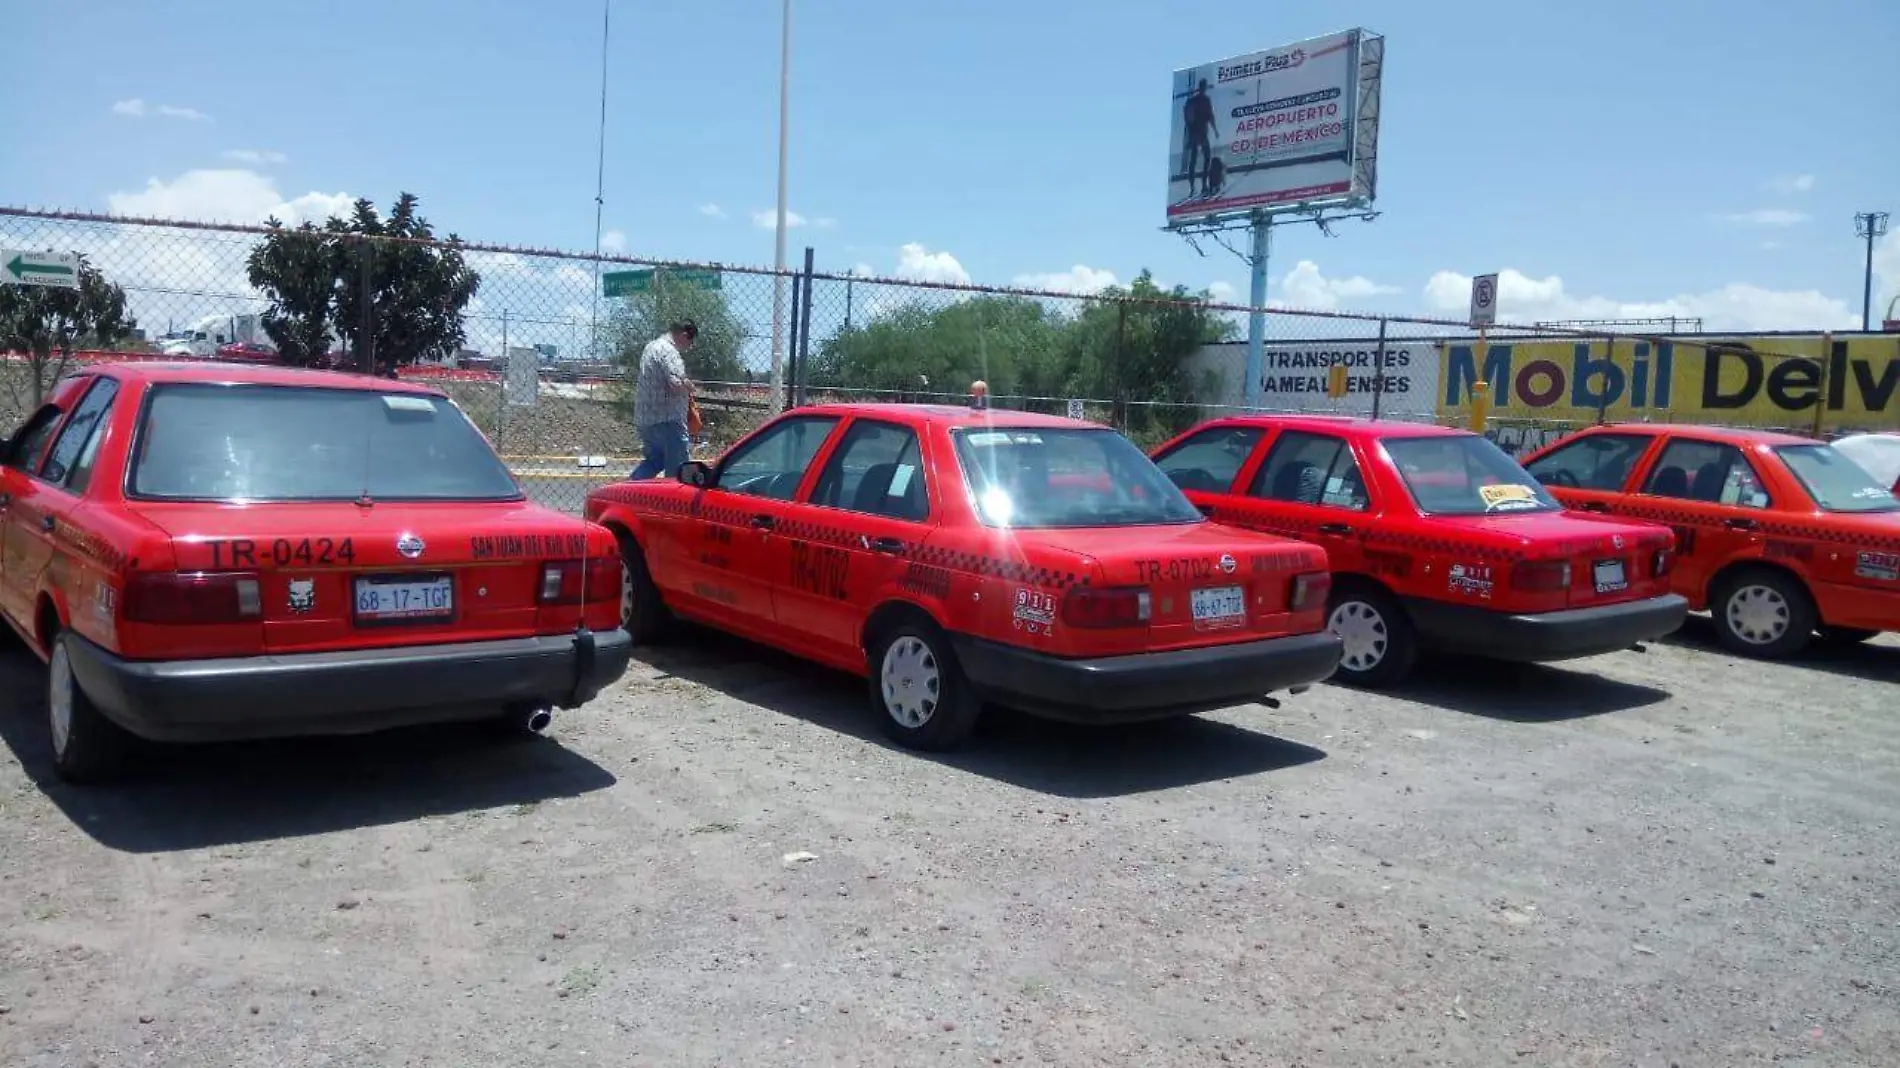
left=629, top=318, right=697, bottom=480
left=1181, top=78, right=1219, bottom=197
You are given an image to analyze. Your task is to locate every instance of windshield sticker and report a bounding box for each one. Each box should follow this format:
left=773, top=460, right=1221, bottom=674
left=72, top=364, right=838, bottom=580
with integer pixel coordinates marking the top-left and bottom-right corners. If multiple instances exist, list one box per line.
left=381, top=395, right=438, bottom=413
left=964, top=431, right=1042, bottom=447
left=469, top=533, right=589, bottom=560
left=1447, top=563, right=1495, bottom=600
left=1012, top=588, right=1057, bottom=635
left=287, top=578, right=317, bottom=614
left=1478, top=484, right=1539, bottom=511
left=1855, top=551, right=1900, bottom=583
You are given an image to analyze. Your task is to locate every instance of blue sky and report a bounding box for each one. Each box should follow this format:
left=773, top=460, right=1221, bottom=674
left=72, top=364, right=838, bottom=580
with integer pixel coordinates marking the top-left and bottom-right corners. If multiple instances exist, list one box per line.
left=2, top=0, right=1897, bottom=336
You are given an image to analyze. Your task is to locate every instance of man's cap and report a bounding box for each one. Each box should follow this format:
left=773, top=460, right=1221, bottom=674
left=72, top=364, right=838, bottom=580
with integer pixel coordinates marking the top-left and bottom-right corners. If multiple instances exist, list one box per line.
left=669, top=318, right=699, bottom=338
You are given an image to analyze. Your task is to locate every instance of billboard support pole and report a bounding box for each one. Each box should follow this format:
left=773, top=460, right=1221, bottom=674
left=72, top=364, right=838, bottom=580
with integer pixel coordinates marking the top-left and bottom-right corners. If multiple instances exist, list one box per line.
left=1245, top=211, right=1271, bottom=411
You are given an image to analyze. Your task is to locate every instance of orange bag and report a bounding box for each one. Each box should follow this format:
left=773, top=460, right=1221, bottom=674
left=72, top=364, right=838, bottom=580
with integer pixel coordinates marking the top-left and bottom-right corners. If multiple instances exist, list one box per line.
left=686, top=396, right=704, bottom=438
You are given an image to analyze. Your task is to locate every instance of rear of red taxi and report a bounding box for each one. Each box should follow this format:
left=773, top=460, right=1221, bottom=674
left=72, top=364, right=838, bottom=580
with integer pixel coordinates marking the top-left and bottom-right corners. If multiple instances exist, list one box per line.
left=55, top=370, right=631, bottom=764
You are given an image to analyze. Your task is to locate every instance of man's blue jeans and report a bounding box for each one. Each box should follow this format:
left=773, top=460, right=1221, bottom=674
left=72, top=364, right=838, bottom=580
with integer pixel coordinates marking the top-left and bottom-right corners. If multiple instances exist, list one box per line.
left=630, top=419, right=691, bottom=480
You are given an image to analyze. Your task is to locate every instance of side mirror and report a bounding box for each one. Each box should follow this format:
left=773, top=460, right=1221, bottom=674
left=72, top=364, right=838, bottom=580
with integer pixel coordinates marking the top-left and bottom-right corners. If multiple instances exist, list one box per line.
left=677, top=460, right=712, bottom=488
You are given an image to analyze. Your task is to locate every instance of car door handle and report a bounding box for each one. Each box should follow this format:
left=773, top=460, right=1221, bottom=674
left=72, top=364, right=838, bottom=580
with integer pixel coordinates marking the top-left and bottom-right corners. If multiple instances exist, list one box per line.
left=865, top=536, right=906, bottom=555
left=1725, top=517, right=1758, bottom=530
left=749, top=514, right=776, bottom=530
left=1317, top=523, right=1354, bottom=536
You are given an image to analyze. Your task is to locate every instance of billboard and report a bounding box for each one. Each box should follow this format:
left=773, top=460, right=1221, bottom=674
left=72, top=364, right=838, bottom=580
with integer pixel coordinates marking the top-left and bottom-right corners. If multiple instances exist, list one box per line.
left=1184, top=338, right=1439, bottom=417
left=1166, top=28, right=1383, bottom=226
left=1434, top=334, right=1900, bottom=432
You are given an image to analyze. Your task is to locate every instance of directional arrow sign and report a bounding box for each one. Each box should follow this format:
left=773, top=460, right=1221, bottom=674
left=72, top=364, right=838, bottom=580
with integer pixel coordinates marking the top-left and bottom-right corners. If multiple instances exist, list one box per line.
left=3, top=250, right=80, bottom=290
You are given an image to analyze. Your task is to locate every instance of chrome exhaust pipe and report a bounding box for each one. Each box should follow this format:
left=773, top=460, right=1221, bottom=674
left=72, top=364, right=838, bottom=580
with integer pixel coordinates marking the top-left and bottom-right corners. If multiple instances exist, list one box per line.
left=525, top=708, right=553, bottom=734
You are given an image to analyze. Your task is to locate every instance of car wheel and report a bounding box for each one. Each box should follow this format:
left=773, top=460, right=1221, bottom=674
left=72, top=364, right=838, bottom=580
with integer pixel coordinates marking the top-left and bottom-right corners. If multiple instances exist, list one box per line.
left=1816, top=625, right=1879, bottom=646
left=616, top=532, right=671, bottom=644
left=1326, top=583, right=1417, bottom=688
left=48, top=633, right=131, bottom=784
left=867, top=619, right=981, bottom=751
left=1712, top=569, right=1815, bottom=659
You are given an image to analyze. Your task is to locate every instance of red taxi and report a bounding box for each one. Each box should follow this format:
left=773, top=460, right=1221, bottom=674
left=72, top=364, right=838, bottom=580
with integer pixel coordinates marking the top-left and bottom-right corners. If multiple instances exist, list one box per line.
left=585, top=404, right=1343, bottom=750
left=1523, top=424, right=1900, bottom=658
left=1150, top=416, right=1688, bottom=687
left=0, top=363, right=632, bottom=782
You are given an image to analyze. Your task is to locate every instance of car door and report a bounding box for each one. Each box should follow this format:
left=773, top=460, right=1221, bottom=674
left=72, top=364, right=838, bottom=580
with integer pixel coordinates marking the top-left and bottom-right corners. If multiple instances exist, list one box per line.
left=0, top=388, right=87, bottom=632
left=1525, top=431, right=1661, bottom=515
left=687, top=414, right=841, bottom=632
left=24, top=377, right=124, bottom=647
left=1231, top=429, right=1374, bottom=570
left=1620, top=435, right=1773, bottom=593
left=781, top=417, right=937, bottom=655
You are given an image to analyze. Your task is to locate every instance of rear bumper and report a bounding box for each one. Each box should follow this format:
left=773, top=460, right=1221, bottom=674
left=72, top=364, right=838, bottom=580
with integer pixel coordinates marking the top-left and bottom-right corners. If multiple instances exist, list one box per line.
left=951, top=631, right=1342, bottom=723
left=65, top=629, right=635, bottom=743
left=1402, top=593, right=1689, bottom=662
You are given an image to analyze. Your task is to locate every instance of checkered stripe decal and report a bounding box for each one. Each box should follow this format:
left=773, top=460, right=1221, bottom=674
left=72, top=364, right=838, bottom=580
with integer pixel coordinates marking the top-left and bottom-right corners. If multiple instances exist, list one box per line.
left=1616, top=504, right=1900, bottom=553
left=907, top=543, right=1091, bottom=589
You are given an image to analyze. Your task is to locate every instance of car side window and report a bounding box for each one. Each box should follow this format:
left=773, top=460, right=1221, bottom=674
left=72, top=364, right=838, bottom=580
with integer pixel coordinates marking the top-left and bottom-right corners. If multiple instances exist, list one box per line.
left=1152, top=426, right=1264, bottom=493
left=1248, top=430, right=1369, bottom=511
left=715, top=416, right=841, bottom=501
left=39, top=378, right=120, bottom=492
left=809, top=420, right=929, bottom=522
left=1526, top=433, right=1650, bottom=491
left=1642, top=439, right=1771, bottom=509
left=4, top=405, right=65, bottom=477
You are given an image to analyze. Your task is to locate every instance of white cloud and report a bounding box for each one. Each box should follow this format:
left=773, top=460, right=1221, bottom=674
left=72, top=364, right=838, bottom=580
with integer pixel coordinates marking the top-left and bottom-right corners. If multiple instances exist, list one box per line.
left=1011, top=265, right=1118, bottom=295
left=110, top=98, right=210, bottom=122
left=893, top=242, right=969, bottom=285
left=107, top=169, right=353, bottom=226
left=599, top=229, right=627, bottom=253
left=1206, top=281, right=1238, bottom=303
left=814, top=217, right=838, bottom=229
left=1271, top=260, right=1399, bottom=310
left=697, top=203, right=726, bottom=219
left=752, top=209, right=808, bottom=230
left=1719, top=209, right=1809, bottom=227
left=850, top=262, right=875, bottom=278
left=1769, top=174, right=1816, bottom=194
left=1422, top=267, right=1857, bottom=333
left=222, top=149, right=287, bottom=166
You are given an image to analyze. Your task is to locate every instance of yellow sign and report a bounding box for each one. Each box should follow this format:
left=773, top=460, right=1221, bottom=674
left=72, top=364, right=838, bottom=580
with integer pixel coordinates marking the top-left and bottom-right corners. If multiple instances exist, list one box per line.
left=1435, top=333, right=1900, bottom=431
left=1478, top=483, right=1536, bottom=508
left=1326, top=363, right=1349, bottom=399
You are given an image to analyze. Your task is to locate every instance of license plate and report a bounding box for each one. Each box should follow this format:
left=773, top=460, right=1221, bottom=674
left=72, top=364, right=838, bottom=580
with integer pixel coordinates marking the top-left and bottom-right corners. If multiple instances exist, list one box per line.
left=354, top=575, right=454, bottom=622
left=1593, top=558, right=1627, bottom=593
left=1191, top=585, right=1246, bottom=627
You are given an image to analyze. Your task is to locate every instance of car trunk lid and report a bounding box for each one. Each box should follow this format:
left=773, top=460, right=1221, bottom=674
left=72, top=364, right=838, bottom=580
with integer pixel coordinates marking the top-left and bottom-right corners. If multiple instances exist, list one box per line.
left=1429, top=511, right=1673, bottom=609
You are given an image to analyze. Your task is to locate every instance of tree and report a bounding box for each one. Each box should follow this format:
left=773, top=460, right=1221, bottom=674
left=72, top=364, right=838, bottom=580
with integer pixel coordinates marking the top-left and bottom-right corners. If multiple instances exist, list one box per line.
left=606, top=277, right=749, bottom=419
left=809, top=295, right=1064, bottom=399
left=247, top=193, right=479, bottom=372
left=0, top=255, right=137, bottom=412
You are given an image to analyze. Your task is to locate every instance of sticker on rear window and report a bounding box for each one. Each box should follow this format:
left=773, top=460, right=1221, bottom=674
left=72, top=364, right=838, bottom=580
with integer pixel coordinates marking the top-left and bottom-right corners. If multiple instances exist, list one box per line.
left=382, top=395, right=438, bottom=413
left=1478, top=483, right=1539, bottom=511
left=964, top=431, right=1041, bottom=447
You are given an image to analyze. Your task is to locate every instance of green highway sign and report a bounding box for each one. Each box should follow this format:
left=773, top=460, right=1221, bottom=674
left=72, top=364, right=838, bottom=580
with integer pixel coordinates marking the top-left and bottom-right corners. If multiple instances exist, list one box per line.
left=602, top=267, right=722, bottom=297
left=3, top=249, right=79, bottom=289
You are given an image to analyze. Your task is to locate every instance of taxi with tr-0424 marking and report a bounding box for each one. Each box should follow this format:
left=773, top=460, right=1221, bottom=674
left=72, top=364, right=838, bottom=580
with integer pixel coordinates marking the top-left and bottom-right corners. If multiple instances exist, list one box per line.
left=585, top=403, right=1343, bottom=750
left=1150, top=415, right=1689, bottom=687
left=1523, top=423, right=1900, bottom=658
left=0, top=362, right=633, bottom=782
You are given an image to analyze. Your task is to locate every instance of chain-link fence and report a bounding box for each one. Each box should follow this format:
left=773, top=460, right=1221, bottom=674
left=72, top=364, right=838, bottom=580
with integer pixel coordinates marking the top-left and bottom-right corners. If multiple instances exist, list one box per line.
left=4, top=205, right=1896, bottom=514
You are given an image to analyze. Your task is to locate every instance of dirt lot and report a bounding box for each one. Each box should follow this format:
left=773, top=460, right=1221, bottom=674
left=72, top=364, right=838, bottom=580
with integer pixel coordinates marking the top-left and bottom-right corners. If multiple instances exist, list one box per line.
left=1, top=620, right=1896, bottom=1067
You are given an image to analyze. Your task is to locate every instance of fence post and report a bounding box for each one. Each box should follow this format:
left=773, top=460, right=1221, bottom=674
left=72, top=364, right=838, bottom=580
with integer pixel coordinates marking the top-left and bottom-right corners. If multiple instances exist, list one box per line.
left=795, top=246, right=816, bottom=406
left=1113, top=302, right=1129, bottom=431
left=1371, top=317, right=1388, bottom=421
left=1814, top=332, right=1833, bottom=438
left=1597, top=334, right=1614, bottom=425
left=359, top=241, right=376, bottom=377
left=786, top=262, right=804, bottom=410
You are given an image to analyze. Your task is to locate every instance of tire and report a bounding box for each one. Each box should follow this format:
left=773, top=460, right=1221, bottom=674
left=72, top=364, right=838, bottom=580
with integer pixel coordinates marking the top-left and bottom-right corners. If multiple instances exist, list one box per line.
left=48, top=633, right=132, bottom=784
left=616, top=532, right=672, bottom=644
left=1817, top=625, right=1880, bottom=646
left=866, top=618, right=981, bottom=751
left=1325, top=581, right=1417, bottom=688
left=1711, top=568, right=1816, bottom=659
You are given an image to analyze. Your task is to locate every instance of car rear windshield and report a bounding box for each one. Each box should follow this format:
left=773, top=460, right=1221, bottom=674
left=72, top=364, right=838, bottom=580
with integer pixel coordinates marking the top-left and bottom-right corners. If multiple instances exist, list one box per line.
left=1774, top=444, right=1900, bottom=513
left=1382, top=434, right=1561, bottom=516
left=130, top=383, right=523, bottom=502
left=952, top=426, right=1203, bottom=529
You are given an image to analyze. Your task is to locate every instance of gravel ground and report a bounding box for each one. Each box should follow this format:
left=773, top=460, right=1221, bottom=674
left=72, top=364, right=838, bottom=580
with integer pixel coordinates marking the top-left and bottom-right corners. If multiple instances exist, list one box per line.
left=1, top=620, right=1896, bottom=1067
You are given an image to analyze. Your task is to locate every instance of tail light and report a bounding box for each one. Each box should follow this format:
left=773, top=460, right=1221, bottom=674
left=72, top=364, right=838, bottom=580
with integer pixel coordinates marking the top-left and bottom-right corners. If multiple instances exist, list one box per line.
left=1061, top=585, right=1151, bottom=629
left=1511, top=560, right=1572, bottom=592
left=123, top=571, right=263, bottom=624
left=539, top=557, right=625, bottom=605
left=1651, top=548, right=1674, bottom=578
left=1288, top=571, right=1332, bottom=611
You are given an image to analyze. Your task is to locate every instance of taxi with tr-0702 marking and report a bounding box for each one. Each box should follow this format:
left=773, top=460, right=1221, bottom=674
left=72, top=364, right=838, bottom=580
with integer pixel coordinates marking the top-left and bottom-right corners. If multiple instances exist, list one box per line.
left=0, top=362, right=632, bottom=782
left=585, top=403, right=1343, bottom=750
left=1150, top=415, right=1689, bottom=687
left=1523, top=423, right=1900, bottom=658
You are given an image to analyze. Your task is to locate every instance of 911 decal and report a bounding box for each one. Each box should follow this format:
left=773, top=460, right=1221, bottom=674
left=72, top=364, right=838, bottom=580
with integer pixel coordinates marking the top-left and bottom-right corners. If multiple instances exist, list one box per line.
left=207, top=537, right=356, bottom=568
left=1856, top=551, right=1900, bottom=583
left=789, top=541, right=850, bottom=600
left=1447, top=563, right=1495, bottom=599
left=1012, top=588, right=1056, bottom=635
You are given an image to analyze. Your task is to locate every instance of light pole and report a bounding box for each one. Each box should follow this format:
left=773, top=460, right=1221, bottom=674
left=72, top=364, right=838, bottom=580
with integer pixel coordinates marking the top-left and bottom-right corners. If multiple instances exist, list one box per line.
left=769, top=0, right=793, bottom=411
left=1855, top=211, right=1889, bottom=332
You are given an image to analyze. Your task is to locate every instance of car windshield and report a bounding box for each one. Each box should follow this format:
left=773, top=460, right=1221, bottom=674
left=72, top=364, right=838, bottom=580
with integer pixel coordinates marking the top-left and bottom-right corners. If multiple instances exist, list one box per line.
left=952, top=426, right=1203, bottom=529
left=1774, top=444, right=1900, bottom=513
left=130, top=383, right=523, bottom=502
left=1382, top=434, right=1561, bottom=516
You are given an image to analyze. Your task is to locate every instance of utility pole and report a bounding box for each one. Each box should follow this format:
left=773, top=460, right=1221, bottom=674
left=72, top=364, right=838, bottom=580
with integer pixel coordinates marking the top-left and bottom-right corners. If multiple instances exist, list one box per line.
left=1855, top=211, right=1889, bottom=332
